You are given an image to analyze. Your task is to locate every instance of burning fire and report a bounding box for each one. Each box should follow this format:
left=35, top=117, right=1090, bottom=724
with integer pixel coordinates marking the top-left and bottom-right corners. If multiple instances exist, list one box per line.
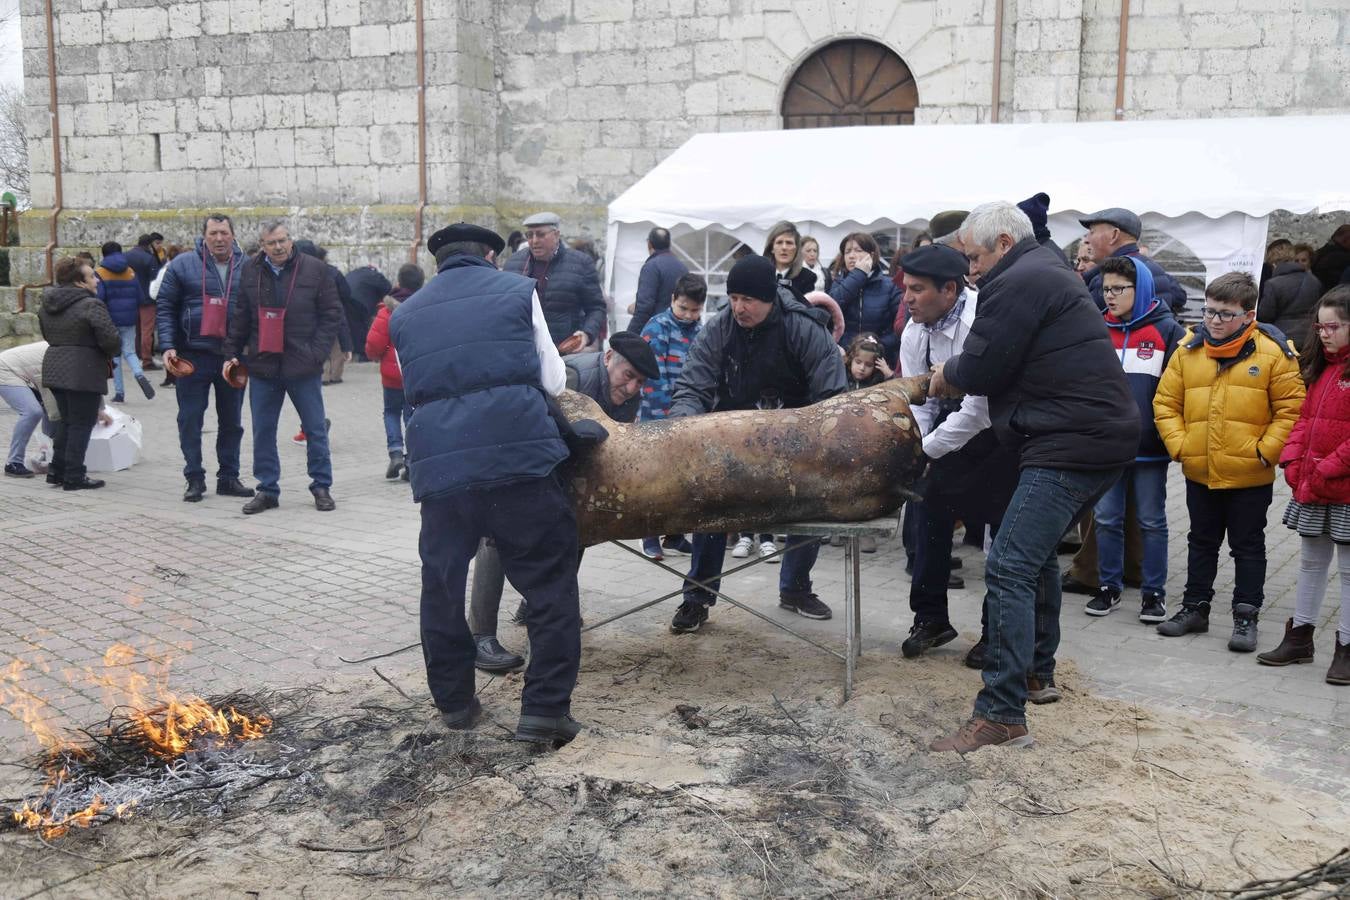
left=1, top=643, right=273, bottom=838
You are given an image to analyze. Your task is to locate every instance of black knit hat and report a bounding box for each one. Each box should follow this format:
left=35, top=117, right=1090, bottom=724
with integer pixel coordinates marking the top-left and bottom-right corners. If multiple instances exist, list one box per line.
left=725, top=254, right=778, bottom=304
left=608, top=331, right=660, bottom=380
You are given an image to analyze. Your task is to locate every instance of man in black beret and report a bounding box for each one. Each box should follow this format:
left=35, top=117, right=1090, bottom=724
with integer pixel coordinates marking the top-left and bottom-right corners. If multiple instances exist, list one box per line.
left=564, top=330, right=659, bottom=424
left=666, top=253, right=847, bottom=633
left=389, top=221, right=585, bottom=749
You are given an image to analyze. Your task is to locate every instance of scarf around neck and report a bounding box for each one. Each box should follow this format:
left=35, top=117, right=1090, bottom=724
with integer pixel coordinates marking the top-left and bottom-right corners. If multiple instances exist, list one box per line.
left=1203, top=318, right=1258, bottom=359
left=923, top=292, right=967, bottom=335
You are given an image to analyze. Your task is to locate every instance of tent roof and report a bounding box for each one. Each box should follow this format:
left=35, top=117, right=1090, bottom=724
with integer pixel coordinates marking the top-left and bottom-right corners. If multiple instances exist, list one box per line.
left=608, top=115, right=1350, bottom=230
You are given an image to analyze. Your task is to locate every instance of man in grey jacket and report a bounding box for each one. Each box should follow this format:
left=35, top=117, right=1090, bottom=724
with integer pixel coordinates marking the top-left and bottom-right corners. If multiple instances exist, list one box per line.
left=668, top=254, right=847, bottom=634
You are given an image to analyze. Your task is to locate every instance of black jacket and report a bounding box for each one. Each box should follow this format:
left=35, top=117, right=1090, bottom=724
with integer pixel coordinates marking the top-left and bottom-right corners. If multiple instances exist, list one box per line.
left=504, top=245, right=607, bottom=345
left=628, top=250, right=689, bottom=335
left=565, top=351, right=639, bottom=423
left=945, top=237, right=1139, bottom=471
left=125, top=246, right=160, bottom=305
left=1258, top=261, right=1323, bottom=351
left=38, top=285, right=120, bottom=394
left=1312, top=241, right=1350, bottom=292
left=346, top=266, right=393, bottom=317
left=1085, top=244, right=1188, bottom=315
left=776, top=265, right=817, bottom=301
left=669, top=288, right=846, bottom=417
left=224, top=252, right=343, bottom=379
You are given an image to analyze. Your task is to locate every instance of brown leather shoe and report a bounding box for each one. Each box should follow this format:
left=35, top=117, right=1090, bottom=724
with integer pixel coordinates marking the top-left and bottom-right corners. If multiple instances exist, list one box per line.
left=1257, top=619, right=1315, bottom=666
left=1328, top=635, right=1350, bottom=686
left=930, top=717, right=1034, bottom=753
left=1026, top=675, right=1061, bottom=704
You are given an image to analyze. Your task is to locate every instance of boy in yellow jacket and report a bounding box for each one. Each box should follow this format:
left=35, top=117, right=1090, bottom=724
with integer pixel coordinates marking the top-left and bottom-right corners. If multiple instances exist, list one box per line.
left=1153, top=272, right=1305, bottom=652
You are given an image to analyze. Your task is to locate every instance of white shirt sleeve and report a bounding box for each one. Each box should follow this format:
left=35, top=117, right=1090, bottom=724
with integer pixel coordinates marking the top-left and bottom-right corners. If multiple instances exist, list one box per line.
left=922, top=394, right=992, bottom=459
left=899, top=324, right=936, bottom=437
left=533, top=289, right=566, bottom=396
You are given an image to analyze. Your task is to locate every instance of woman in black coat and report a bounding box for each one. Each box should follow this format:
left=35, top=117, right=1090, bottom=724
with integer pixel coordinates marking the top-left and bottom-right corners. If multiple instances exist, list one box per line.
left=38, top=257, right=119, bottom=490
left=763, top=221, right=817, bottom=300
left=1258, top=244, right=1324, bottom=351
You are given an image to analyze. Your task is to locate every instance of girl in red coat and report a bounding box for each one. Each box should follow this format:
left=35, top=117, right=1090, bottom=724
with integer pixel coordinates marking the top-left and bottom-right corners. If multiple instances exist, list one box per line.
left=364, top=263, right=424, bottom=480
left=1267, top=285, right=1350, bottom=684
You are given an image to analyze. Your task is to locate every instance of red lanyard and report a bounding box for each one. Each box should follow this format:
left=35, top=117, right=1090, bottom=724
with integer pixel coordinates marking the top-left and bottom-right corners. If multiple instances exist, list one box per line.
left=202, top=251, right=234, bottom=302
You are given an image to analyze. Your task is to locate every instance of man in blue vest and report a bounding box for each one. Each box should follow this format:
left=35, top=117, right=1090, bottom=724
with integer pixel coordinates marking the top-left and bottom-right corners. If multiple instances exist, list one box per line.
left=390, top=222, right=583, bottom=748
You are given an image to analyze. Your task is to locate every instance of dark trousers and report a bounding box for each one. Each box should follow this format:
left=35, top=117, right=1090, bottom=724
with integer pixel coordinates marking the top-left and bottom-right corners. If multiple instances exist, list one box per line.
left=910, top=498, right=958, bottom=625
left=175, top=350, right=245, bottom=482
left=49, top=388, right=102, bottom=483
left=1182, top=479, right=1273, bottom=610
left=419, top=474, right=581, bottom=717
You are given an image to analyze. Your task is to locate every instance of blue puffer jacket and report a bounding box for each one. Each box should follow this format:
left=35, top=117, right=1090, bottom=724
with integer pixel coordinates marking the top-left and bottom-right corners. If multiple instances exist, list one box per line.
left=389, top=253, right=568, bottom=501
left=828, top=265, right=903, bottom=361
left=504, top=245, right=607, bottom=345
left=95, top=254, right=143, bottom=328
left=155, top=238, right=245, bottom=355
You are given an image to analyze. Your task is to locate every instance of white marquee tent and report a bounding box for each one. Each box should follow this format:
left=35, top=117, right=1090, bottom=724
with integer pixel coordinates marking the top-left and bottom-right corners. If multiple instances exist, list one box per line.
left=604, top=115, right=1350, bottom=326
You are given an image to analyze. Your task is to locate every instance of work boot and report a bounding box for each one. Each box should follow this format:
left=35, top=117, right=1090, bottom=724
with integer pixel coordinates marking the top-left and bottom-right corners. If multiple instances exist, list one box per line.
left=474, top=635, right=525, bottom=673
left=964, top=639, right=987, bottom=670
left=929, top=717, right=1034, bottom=753
left=386, top=450, right=404, bottom=480
left=216, top=477, right=254, bottom=497
left=671, top=599, right=709, bottom=634
left=779, top=591, right=831, bottom=620
left=1256, top=619, right=1315, bottom=666
left=242, top=492, right=279, bottom=515
left=184, top=477, right=207, bottom=502
left=1026, top=675, right=1061, bottom=704
left=136, top=374, right=156, bottom=399
left=1085, top=585, right=1121, bottom=617
left=1228, top=603, right=1259, bottom=653
left=514, top=714, right=583, bottom=748
left=440, top=698, right=482, bottom=731
left=1327, top=635, right=1350, bottom=686
left=311, top=486, right=336, bottom=511
left=901, top=619, right=958, bottom=659
left=1158, top=602, right=1209, bottom=637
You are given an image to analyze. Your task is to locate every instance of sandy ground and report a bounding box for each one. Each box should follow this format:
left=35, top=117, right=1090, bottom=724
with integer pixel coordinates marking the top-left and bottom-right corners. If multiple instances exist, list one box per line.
left=3, top=613, right=1347, bottom=899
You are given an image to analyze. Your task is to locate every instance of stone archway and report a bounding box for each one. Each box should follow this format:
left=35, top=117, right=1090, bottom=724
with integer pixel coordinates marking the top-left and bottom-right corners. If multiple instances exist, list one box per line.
left=782, top=39, right=919, bottom=129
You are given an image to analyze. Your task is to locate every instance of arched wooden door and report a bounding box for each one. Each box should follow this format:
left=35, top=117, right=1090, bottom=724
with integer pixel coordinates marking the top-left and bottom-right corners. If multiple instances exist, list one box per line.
left=782, top=40, right=919, bottom=129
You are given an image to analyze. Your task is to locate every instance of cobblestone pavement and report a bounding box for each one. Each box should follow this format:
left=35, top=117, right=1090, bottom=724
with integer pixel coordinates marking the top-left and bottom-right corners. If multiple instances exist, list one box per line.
left=1, top=361, right=1346, bottom=801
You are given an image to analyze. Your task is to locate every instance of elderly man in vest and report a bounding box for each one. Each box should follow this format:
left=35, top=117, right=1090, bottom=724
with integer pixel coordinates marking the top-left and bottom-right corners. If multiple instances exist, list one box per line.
left=504, top=212, right=607, bottom=355
left=390, top=222, right=584, bottom=748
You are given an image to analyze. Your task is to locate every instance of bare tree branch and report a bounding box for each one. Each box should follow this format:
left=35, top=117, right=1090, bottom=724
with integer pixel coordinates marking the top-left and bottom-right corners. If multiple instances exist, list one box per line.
left=0, top=82, right=28, bottom=207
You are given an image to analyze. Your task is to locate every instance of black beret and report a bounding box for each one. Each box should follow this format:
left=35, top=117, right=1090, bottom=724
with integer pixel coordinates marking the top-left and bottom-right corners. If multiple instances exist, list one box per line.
left=899, top=244, right=969, bottom=283
left=427, top=222, right=505, bottom=257
left=608, top=331, right=660, bottom=380
left=725, top=254, right=778, bottom=304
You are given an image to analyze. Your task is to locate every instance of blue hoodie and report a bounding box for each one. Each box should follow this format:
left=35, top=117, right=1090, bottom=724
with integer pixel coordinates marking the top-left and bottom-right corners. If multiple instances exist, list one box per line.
left=1102, top=258, right=1187, bottom=462
left=95, top=253, right=143, bottom=328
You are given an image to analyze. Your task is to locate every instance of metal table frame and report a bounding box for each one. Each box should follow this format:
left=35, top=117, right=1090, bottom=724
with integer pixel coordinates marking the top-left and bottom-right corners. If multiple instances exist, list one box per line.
left=584, top=515, right=901, bottom=700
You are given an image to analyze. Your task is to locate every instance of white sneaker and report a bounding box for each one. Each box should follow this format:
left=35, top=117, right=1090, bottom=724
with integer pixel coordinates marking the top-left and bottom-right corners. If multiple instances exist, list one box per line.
left=760, top=541, right=779, bottom=563
left=731, top=536, right=753, bottom=558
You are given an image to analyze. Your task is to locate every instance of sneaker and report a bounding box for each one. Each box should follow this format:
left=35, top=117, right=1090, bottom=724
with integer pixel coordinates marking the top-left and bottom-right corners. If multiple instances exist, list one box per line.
left=1228, top=603, right=1260, bottom=653
left=292, top=430, right=307, bottom=446
left=135, top=374, right=156, bottom=399
left=3, top=462, right=34, bottom=478
left=760, top=540, right=779, bottom=563
left=661, top=535, right=694, bottom=555
left=1085, top=586, right=1121, bottom=617
left=901, top=620, right=959, bottom=659
left=641, top=538, right=664, bottom=561
left=671, top=599, right=709, bottom=633
left=731, top=536, right=753, bottom=558
left=1157, top=602, right=1209, bottom=637
left=929, top=717, right=1034, bottom=753
left=779, top=591, right=831, bottom=620
left=964, top=639, right=987, bottom=670
left=1026, top=675, right=1061, bottom=704
left=1139, top=591, right=1167, bottom=624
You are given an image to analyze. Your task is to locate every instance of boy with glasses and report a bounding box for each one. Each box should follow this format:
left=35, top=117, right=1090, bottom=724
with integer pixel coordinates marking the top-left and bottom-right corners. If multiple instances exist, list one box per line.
left=1153, top=272, right=1305, bottom=651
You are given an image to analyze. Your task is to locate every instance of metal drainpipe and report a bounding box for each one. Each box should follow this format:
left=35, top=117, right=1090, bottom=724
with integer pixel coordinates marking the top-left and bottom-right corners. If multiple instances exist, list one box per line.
left=990, top=0, right=1005, bottom=123
left=1114, top=0, right=1131, bottom=120
left=17, top=0, right=64, bottom=314
left=408, top=0, right=427, bottom=263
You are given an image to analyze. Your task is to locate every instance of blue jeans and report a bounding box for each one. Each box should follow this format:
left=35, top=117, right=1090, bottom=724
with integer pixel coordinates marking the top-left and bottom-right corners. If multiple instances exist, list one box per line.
left=382, top=386, right=411, bottom=453
left=1095, top=462, right=1168, bottom=595
left=111, top=325, right=144, bottom=394
left=1, top=385, right=50, bottom=466
left=247, top=374, right=331, bottom=496
left=175, top=350, right=245, bottom=482
left=683, top=533, right=821, bottom=604
left=975, top=466, right=1122, bottom=726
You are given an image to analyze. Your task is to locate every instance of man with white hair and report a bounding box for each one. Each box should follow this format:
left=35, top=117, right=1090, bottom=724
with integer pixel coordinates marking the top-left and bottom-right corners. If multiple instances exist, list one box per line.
left=927, top=201, right=1139, bottom=753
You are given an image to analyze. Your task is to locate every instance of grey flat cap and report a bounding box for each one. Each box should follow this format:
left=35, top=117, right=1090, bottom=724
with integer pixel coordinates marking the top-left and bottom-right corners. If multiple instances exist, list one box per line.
left=522, top=211, right=561, bottom=228
left=1078, top=207, right=1141, bottom=238
left=928, top=210, right=969, bottom=240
